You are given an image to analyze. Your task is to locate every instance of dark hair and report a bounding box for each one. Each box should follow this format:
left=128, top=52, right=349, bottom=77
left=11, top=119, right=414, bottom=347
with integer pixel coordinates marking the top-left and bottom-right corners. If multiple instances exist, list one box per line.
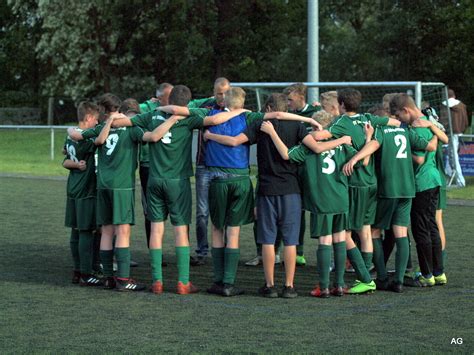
left=77, top=101, right=99, bottom=122
left=264, top=93, right=288, bottom=112
left=120, top=98, right=141, bottom=115
left=168, top=85, right=192, bottom=106
left=367, top=103, right=387, bottom=117
left=337, top=88, right=361, bottom=112
left=97, top=93, right=121, bottom=114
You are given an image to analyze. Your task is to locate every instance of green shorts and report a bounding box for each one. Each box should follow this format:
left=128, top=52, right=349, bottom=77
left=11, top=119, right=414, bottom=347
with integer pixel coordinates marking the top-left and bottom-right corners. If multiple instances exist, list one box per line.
left=310, top=212, right=347, bottom=238
left=209, top=176, right=254, bottom=229
left=97, top=189, right=135, bottom=226
left=438, top=186, right=447, bottom=210
left=147, top=178, right=191, bottom=226
left=65, top=196, right=96, bottom=230
left=348, top=185, right=377, bottom=231
left=373, top=197, right=412, bottom=230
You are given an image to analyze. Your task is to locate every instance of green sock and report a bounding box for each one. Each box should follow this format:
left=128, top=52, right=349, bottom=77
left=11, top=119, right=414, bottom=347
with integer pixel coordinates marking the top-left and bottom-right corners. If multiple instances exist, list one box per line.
left=394, top=237, right=409, bottom=284
left=149, top=249, right=163, bottom=282
left=115, top=247, right=131, bottom=279
left=211, top=247, right=225, bottom=283
left=361, top=251, right=373, bottom=272
left=373, top=238, right=387, bottom=281
left=78, top=230, right=94, bottom=274
left=347, top=247, right=371, bottom=283
left=70, top=229, right=80, bottom=270
left=333, top=241, right=346, bottom=287
left=223, top=248, right=240, bottom=285
left=317, top=244, right=331, bottom=289
left=176, top=246, right=190, bottom=284
left=442, top=249, right=447, bottom=268
left=100, top=250, right=114, bottom=277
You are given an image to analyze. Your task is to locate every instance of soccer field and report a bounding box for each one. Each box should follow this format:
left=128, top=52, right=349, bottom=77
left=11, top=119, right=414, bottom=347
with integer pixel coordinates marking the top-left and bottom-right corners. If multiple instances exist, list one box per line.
left=1, top=176, right=473, bottom=353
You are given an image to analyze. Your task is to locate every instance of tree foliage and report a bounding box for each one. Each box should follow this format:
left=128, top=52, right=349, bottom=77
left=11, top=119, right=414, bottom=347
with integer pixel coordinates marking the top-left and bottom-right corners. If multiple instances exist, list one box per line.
left=3, top=0, right=474, bottom=108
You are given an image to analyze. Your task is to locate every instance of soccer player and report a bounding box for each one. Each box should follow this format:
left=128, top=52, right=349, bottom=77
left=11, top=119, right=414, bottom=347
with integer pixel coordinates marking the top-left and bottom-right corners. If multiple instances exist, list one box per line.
left=342, top=116, right=442, bottom=292
left=204, top=93, right=332, bottom=298
left=63, top=101, right=101, bottom=286
left=109, top=85, right=250, bottom=295
left=389, top=93, right=447, bottom=287
left=320, top=91, right=340, bottom=117
left=283, top=83, right=322, bottom=266
left=187, top=77, right=231, bottom=266
left=68, top=93, right=177, bottom=292
left=312, top=88, right=401, bottom=294
left=260, top=110, right=354, bottom=298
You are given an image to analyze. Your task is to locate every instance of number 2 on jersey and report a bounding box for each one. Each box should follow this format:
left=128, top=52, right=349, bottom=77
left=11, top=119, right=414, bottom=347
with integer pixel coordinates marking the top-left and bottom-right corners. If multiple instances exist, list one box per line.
left=394, top=134, right=407, bottom=158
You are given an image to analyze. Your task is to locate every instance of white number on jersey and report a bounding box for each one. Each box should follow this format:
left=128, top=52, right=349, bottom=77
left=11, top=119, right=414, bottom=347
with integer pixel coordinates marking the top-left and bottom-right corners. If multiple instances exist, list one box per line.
left=161, top=131, right=172, bottom=144
left=105, top=133, right=119, bottom=156
left=394, top=134, right=407, bottom=158
left=322, top=149, right=336, bottom=175
left=66, top=144, right=78, bottom=163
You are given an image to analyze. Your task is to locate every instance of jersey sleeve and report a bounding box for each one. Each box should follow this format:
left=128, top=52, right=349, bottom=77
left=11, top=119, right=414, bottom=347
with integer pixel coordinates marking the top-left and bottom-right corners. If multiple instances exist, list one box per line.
left=409, top=129, right=429, bottom=152
left=327, top=120, right=345, bottom=138
left=411, top=127, right=433, bottom=156
left=245, top=112, right=265, bottom=125
left=81, top=124, right=102, bottom=139
left=288, top=144, right=310, bottom=164
left=130, top=126, right=145, bottom=142
left=368, top=113, right=389, bottom=127
left=188, top=97, right=214, bottom=109
left=131, top=112, right=153, bottom=129
left=374, top=127, right=384, bottom=145
left=188, top=108, right=210, bottom=129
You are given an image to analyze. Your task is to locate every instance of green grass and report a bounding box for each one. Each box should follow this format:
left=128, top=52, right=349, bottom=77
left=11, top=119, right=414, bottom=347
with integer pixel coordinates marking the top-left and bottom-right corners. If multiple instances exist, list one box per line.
left=1, top=176, right=473, bottom=352
left=1, top=128, right=473, bottom=199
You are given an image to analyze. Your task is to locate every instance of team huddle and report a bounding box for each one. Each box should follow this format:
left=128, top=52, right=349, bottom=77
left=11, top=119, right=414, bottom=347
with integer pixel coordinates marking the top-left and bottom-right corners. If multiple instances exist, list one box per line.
left=64, top=79, right=449, bottom=298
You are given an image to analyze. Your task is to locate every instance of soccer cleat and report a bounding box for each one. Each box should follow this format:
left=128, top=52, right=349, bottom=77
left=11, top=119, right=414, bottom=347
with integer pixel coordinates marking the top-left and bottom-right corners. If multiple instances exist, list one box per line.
left=72, top=270, right=81, bottom=284
left=413, top=275, right=435, bottom=287
left=296, top=255, right=306, bottom=266
left=190, top=255, right=206, bottom=266
left=375, top=278, right=389, bottom=291
left=347, top=280, right=376, bottom=294
left=150, top=280, right=163, bottom=294
left=79, top=274, right=103, bottom=287
left=176, top=281, right=199, bottom=295
left=207, top=282, right=224, bottom=295
left=245, top=255, right=262, bottom=266
left=434, top=273, right=447, bottom=285
left=281, top=286, right=298, bottom=298
left=115, top=278, right=146, bottom=292
left=222, top=283, right=245, bottom=297
left=258, top=285, right=279, bottom=298
left=389, top=281, right=404, bottom=293
left=103, top=276, right=116, bottom=290
left=330, top=286, right=346, bottom=297
left=310, top=286, right=330, bottom=298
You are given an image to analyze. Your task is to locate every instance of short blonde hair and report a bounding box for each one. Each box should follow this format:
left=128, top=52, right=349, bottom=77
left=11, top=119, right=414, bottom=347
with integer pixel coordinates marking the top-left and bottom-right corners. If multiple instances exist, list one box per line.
left=225, top=87, right=246, bottom=109
left=320, top=91, right=338, bottom=108
left=312, top=110, right=334, bottom=128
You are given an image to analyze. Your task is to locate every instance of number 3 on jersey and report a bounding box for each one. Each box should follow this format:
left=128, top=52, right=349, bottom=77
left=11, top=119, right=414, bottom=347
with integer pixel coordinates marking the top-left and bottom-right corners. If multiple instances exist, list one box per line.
left=106, top=133, right=119, bottom=155
left=322, top=149, right=336, bottom=175
left=394, top=134, right=407, bottom=158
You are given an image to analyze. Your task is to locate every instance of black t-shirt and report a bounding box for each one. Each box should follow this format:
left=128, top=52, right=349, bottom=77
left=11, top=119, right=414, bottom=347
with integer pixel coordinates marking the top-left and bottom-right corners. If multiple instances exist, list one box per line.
left=244, top=119, right=308, bottom=196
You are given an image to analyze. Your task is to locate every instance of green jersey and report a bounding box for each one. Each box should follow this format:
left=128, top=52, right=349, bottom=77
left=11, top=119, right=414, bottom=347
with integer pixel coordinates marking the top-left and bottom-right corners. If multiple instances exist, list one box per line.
left=328, top=113, right=389, bottom=187
left=288, top=143, right=357, bottom=214
left=435, top=142, right=447, bottom=189
left=139, top=99, right=159, bottom=113
left=291, top=104, right=321, bottom=130
left=64, top=130, right=97, bottom=198
left=373, top=126, right=429, bottom=198
left=82, top=124, right=144, bottom=189
left=411, top=117, right=442, bottom=192
left=139, top=99, right=162, bottom=166
left=131, top=108, right=208, bottom=179
left=188, top=97, right=216, bottom=109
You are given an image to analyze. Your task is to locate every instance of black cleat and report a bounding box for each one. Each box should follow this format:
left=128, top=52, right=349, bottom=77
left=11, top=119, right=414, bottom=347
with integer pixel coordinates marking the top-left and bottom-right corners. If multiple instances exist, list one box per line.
left=207, top=282, right=224, bottom=295
left=258, top=285, right=279, bottom=298
left=103, top=276, right=116, bottom=290
left=222, top=283, right=244, bottom=297
left=72, top=270, right=81, bottom=284
left=115, top=278, right=146, bottom=292
left=389, top=281, right=404, bottom=293
left=79, top=274, right=103, bottom=287
left=375, top=278, right=389, bottom=291
left=281, top=286, right=298, bottom=299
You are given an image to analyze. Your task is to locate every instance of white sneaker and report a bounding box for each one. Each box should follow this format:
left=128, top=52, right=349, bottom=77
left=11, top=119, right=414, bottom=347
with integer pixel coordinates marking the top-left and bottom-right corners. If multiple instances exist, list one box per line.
left=245, top=255, right=262, bottom=266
